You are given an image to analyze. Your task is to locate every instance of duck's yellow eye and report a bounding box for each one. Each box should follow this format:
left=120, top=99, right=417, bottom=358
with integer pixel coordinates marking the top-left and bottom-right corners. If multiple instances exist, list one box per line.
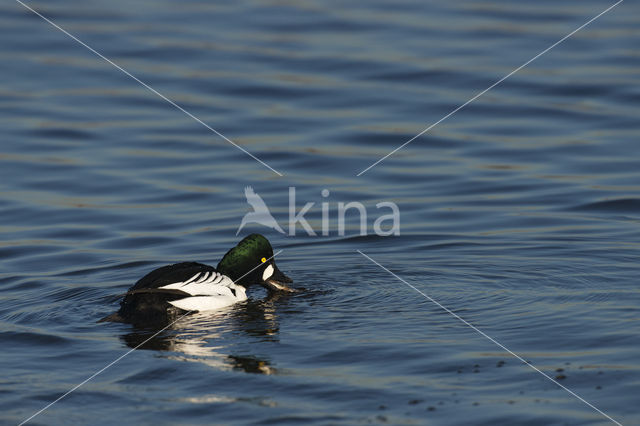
left=261, top=257, right=267, bottom=263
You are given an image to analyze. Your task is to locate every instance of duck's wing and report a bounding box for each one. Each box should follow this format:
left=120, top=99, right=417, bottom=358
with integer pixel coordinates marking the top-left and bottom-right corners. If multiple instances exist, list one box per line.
left=159, top=270, right=246, bottom=312
left=159, top=270, right=239, bottom=298
left=120, top=288, right=192, bottom=298
left=128, top=262, right=216, bottom=291
left=117, top=262, right=244, bottom=317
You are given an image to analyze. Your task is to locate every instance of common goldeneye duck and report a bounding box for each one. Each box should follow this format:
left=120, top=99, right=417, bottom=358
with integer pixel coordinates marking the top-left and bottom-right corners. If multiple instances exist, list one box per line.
left=99, top=234, right=293, bottom=324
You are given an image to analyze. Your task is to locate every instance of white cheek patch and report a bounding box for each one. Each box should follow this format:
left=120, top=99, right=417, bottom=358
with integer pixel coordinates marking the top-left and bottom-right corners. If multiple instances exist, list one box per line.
left=262, top=264, right=274, bottom=281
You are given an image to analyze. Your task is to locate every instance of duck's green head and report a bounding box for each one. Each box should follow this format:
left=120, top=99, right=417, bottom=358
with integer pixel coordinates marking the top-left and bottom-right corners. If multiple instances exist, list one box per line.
left=217, top=234, right=293, bottom=292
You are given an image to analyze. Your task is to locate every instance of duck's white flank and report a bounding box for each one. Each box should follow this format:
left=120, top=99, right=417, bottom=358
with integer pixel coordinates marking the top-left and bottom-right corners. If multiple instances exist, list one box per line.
left=159, top=271, right=247, bottom=311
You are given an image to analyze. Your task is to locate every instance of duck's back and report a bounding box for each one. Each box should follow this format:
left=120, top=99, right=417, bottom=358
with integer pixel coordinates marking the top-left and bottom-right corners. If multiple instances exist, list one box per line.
left=129, top=262, right=215, bottom=291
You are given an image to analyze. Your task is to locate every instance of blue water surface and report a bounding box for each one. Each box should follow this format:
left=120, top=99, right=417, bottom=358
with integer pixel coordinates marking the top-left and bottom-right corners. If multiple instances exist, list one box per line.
left=1, top=0, right=639, bottom=424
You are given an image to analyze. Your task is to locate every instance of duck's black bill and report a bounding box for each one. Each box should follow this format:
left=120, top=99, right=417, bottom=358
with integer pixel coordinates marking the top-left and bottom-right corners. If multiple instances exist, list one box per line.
left=263, top=263, right=295, bottom=292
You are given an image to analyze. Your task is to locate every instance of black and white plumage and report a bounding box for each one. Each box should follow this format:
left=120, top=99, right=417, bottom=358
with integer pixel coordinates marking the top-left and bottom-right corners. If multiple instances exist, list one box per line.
left=106, top=262, right=246, bottom=324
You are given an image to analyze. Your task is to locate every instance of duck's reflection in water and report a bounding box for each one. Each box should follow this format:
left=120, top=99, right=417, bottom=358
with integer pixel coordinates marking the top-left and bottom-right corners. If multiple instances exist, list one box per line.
left=120, top=293, right=292, bottom=375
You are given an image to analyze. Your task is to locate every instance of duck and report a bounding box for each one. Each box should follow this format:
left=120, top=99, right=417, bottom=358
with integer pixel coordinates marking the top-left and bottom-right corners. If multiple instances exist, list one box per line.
left=99, top=234, right=293, bottom=324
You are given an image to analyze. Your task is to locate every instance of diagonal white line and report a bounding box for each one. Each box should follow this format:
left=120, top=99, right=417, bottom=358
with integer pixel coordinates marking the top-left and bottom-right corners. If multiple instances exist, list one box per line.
left=356, top=250, right=622, bottom=426
left=18, top=311, right=191, bottom=426
left=16, top=0, right=283, bottom=177
left=357, top=0, right=624, bottom=176
left=19, top=250, right=283, bottom=425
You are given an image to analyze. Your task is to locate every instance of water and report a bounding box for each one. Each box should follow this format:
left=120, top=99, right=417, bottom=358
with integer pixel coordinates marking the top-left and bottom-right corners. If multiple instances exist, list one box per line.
left=1, top=0, right=639, bottom=424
